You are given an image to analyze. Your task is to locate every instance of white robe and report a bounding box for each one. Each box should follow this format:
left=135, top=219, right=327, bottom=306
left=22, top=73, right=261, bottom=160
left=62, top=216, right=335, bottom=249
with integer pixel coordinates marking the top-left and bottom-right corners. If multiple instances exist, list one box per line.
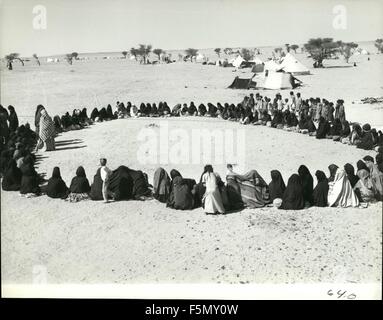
left=202, top=172, right=225, bottom=214
left=328, top=169, right=359, bottom=207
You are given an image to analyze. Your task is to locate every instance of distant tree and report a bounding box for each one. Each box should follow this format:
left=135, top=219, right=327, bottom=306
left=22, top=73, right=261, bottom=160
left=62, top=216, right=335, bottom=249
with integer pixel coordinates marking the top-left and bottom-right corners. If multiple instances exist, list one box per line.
left=214, top=48, right=221, bottom=57
left=223, top=47, right=232, bottom=55
left=338, top=42, right=358, bottom=63
left=274, top=47, right=283, bottom=54
left=137, top=44, right=152, bottom=64
left=240, top=48, right=254, bottom=61
left=5, top=53, right=24, bottom=70
left=290, top=44, right=299, bottom=53
left=122, top=51, right=128, bottom=58
left=185, top=48, right=198, bottom=62
left=285, top=43, right=290, bottom=52
left=32, top=53, right=40, bottom=66
left=375, top=38, right=383, bottom=53
left=153, top=48, right=164, bottom=61
left=65, top=53, right=73, bottom=65
left=304, top=38, right=341, bottom=67
left=130, top=47, right=138, bottom=60
left=71, top=52, right=79, bottom=60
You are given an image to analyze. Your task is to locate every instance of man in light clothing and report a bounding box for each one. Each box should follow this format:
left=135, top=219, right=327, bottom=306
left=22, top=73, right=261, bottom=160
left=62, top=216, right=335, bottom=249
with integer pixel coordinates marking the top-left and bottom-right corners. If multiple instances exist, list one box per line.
left=100, top=158, right=112, bottom=203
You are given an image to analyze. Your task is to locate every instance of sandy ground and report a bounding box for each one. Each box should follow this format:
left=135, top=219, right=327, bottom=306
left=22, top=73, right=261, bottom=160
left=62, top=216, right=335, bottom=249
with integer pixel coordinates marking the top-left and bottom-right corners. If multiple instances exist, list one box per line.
left=1, top=117, right=382, bottom=284
left=1, top=46, right=382, bottom=286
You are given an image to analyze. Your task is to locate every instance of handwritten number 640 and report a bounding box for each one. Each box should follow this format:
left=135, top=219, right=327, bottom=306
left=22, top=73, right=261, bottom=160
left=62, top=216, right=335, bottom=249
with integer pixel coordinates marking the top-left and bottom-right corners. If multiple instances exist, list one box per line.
left=327, top=289, right=356, bottom=299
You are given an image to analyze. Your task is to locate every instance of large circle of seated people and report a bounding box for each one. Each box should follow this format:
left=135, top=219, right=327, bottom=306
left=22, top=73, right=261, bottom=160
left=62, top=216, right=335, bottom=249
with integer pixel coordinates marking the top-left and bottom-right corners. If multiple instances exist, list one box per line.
left=1, top=101, right=383, bottom=213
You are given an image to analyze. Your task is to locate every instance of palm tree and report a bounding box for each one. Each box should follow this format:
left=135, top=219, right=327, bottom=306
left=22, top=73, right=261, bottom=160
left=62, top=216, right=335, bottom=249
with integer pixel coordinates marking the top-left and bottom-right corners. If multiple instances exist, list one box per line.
left=32, top=53, right=40, bottom=66
left=153, top=48, right=163, bottom=61
left=71, top=52, right=79, bottom=60
left=122, top=51, right=128, bottom=58
left=185, top=48, right=198, bottom=62
left=214, top=48, right=221, bottom=57
left=130, top=47, right=138, bottom=60
left=290, top=44, right=299, bottom=53
left=65, top=53, right=73, bottom=65
left=137, top=44, right=152, bottom=64
left=375, top=39, right=383, bottom=53
left=4, top=53, right=24, bottom=69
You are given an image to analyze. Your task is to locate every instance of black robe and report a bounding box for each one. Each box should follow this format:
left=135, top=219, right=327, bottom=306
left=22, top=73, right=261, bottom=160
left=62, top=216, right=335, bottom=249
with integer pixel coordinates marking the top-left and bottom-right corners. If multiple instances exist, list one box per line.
left=298, top=165, right=314, bottom=205
left=69, top=166, right=90, bottom=193
left=344, top=163, right=359, bottom=188
left=268, top=170, right=286, bottom=201
left=46, top=167, right=69, bottom=199
left=2, top=159, right=21, bottom=191
left=312, top=170, right=329, bottom=207
left=279, top=174, right=305, bottom=210
left=19, top=163, right=40, bottom=195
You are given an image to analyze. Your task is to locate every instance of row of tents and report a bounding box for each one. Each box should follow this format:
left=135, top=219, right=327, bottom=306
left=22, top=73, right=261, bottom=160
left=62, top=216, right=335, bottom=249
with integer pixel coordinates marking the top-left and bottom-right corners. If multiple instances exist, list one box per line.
left=228, top=53, right=310, bottom=90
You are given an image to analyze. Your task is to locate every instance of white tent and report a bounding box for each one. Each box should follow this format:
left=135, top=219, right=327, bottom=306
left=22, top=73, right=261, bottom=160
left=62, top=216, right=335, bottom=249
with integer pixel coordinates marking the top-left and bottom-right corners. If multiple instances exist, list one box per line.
left=264, top=60, right=281, bottom=72
left=196, top=53, right=206, bottom=63
left=279, top=53, right=310, bottom=75
left=232, top=55, right=245, bottom=68
left=262, top=71, right=300, bottom=90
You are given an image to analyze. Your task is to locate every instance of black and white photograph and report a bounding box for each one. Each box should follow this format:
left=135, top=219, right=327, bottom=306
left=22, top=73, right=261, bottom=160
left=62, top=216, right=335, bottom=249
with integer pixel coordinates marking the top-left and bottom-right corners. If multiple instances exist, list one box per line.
left=0, top=0, right=382, bottom=301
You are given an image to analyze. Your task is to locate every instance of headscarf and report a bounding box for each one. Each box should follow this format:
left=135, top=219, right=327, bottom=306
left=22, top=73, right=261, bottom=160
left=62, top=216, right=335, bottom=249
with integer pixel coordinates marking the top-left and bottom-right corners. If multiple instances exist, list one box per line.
left=328, top=164, right=339, bottom=182
left=312, top=170, right=328, bottom=207
left=298, top=165, right=314, bottom=205
left=34, top=104, right=45, bottom=129
left=170, top=169, right=182, bottom=180
left=90, top=108, right=99, bottom=120
left=365, top=161, right=383, bottom=200
left=70, top=166, right=91, bottom=193
left=328, top=169, right=359, bottom=207
left=39, top=110, right=55, bottom=142
left=279, top=174, right=305, bottom=210
left=153, top=167, right=171, bottom=203
left=46, top=167, right=69, bottom=199
left=268, top=170, right=286, bottom=201
left=356, top=160, right=369, bottom=173
left=344, top=163, right=359, bottom=188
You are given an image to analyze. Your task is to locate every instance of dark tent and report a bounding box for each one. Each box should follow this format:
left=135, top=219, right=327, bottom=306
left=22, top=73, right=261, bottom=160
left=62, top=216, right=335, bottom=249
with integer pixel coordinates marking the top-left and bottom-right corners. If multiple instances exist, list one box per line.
left=228, top=76, right=254, bottom=89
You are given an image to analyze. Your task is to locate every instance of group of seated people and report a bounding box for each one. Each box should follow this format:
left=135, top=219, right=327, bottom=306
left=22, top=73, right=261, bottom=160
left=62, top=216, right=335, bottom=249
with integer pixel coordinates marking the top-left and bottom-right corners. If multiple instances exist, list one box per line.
left=2, top=148, right=382, bottom=213
left=65, top=92, right=382, bottom=152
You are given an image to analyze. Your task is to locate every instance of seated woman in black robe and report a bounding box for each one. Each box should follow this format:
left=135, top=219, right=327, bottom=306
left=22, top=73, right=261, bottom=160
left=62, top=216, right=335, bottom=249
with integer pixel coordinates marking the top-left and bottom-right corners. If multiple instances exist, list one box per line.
left=53, top=115, right=63, bottom=133
left=259, top=110, right=271, bottom=126
left=126, top=102, right=132, bottom=116
left=2, top=159, right=22, bottom=191
left=162, top=102, right=171, bottom=116
left=188, top=102, right=197, bottom=116
left=67, top=166, right=91, bottom=202
left=153, top=167, right=171, bottom=203
left=344, top=163, right=359, bottom=188
left=90, top=108, right=99, bottom=121
left=198, top=104, right=207, bottom=116
left=312, top=170, right=329, bottom=207
left=157, top=102, right=164, bottom=116
left=329, top=118, right=342, bottom=140
left=46, top=167, right=69, bottom=199
left=340, top=120, right=351, bottom=141
left=207, top=103, right=217, bottom=117
left=106, top=104, right=114, bottom=120
left=90, top=168, right=104, bottom=200
left=171, top=104, right=181, bottom=116
left=167, top=169, right=195, bottom=210
left=316, top=117, right=330, bottom=139
left=298, top=165, right=314, bottom=206
left=279, top=174, right=305, bottom=210
left=99, top=107, right=108, bottom=121
left=268, top=170, right=286, bottom=205
left=306, top=116, right=316, bottom=136
left=19, top=155, right=40, bottom=196
left=298, top=113, right=308, bottom=133
left=145, top=103, right=153, bottom=116
left=151, top=103, right=159, bottom=117
left=180, top=103, right=188, bottom=116
left=356, top=124, right=375, bottom=150
left=271, top=110, right=283, bottom=128
left=61, top=112, right=73, bottom=130
left=139, top=103, right=146, bottom=116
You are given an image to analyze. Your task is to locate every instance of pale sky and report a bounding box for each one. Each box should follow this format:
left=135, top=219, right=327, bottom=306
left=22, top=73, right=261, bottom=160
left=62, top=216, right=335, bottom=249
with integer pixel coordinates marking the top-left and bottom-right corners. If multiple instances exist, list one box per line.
left=0, top=0, right=382, bottom=57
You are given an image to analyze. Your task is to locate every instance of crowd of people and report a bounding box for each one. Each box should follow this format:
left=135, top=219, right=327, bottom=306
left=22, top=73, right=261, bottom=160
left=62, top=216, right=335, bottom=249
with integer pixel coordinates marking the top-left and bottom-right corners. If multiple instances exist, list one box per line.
left=1, top=96, right=383, bottom=213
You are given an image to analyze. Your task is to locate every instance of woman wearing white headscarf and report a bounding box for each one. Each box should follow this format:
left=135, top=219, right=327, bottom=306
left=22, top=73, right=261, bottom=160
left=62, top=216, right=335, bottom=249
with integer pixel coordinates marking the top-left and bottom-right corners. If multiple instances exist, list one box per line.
left=328, top=168, right=359, bottom=207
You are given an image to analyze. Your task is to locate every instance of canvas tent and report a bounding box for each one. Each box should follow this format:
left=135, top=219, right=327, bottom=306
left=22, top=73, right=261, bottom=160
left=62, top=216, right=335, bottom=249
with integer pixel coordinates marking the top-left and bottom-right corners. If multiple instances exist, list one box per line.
left=262, top=71, right=301, bottom=89
left=228, top=74, right=256, bottom=89
left=279, top=53, right=310, bottom=75
left=232, top=55, right=245, bottom=68
left=196, top=53, right=207, bottom=63
left=263, top=59, right=281, bottom=72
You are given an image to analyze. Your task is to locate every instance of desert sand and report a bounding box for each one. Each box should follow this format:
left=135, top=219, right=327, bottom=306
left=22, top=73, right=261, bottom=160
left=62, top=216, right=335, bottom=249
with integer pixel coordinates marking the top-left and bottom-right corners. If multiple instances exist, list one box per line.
left=1, top=46, right=382, bottom=286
